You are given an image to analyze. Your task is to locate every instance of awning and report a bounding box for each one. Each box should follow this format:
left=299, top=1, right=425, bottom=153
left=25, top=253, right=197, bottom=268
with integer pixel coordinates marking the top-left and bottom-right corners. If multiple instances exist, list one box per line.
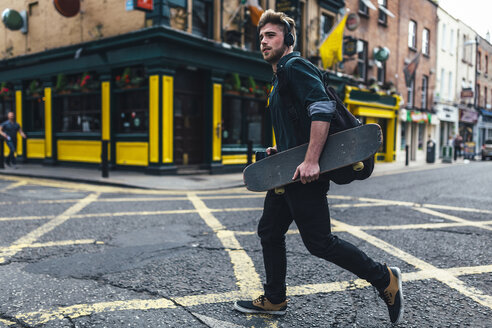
left=481, top=109, right=492, bottom=117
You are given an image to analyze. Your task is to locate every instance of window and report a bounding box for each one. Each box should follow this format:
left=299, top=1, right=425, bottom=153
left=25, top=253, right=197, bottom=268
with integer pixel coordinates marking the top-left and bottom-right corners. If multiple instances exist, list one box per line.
left=463, top=35, right=468, bottom=61
left=113, top=67, right=148, bottom=134
left=407, top=79, right=414, bottom=108
left=357, top=40, right=368, bottom=81
left=421, top=75, right=428, bottom=110
left=441, top=24, right=446, bottom=51
left=24, top=95, right=44, bottom=133
left=448, top=71, right=453, bottom=101
left=422, top=28, right=430, bottom=55
left=440, top=68, right=445, bottom=98
left=449, top=29, right=454, bottom=54
left=485, top=87, right=488, bottom=107
left=486, top=55, right=489, bottom=75
left=478, top=51, right=482, bottom=72
left=359, top=0, right=369, bottom=15
left=408, top=20, right=417, bottom=49
left=476, top=84, right=480, bottom=106
left=0, top=83, right=14, bottom=123
left=377, top=61, right=386, bottom=84
left=222, top=96, right=267, bottom=146
left=192, top=0, right=213, bottom=38
left=320, top=13, right=334, bottom=43
left=378, top=0, right=387, bottom=24
left=55, top=94, right=101, bottom=133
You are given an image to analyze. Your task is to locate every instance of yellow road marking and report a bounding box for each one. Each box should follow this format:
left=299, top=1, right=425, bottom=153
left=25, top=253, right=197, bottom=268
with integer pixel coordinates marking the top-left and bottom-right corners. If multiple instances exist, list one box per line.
left=0, top=318, right=16, bottom=326
left=13, top=264, right=492, bottom=326
left=332, top=219, right=492, bottom=310
left=2, top=180, right=27, bottom=191
left=187, top=193, right=262, bottom=297
left=413, top=207, right=492, bottom=231
left=0, top=193, right=99, bottom=263
left=16, top=298, right=177, bottom=326
left=0, top=239, right=103, bottom=251
left=0, top=215, right=54, bottom=222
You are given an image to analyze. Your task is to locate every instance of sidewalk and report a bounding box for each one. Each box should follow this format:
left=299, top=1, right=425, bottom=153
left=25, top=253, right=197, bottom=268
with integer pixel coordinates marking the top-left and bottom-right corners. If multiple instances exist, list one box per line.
left=0, top=158, right=465, bottom=191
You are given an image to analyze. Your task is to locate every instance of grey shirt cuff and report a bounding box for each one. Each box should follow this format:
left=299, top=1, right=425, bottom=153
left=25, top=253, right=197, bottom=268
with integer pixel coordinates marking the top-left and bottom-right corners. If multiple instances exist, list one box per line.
left=307, top=100, right=336, bottom=119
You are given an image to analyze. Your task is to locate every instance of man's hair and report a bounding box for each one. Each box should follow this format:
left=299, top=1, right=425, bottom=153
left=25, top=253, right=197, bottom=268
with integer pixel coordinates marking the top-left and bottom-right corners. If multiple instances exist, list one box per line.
left=258, top=9, right=296, bottom=48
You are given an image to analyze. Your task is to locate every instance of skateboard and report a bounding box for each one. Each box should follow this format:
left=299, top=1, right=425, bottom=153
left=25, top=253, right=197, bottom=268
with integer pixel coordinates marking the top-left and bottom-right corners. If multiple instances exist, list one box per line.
left=243, top=124, right=382, bottom=192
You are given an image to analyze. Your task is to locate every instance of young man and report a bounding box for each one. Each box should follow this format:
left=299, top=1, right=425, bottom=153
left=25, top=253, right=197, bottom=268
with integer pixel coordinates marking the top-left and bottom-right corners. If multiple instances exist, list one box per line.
left=233, top=10, right=404, bottom=324
left=0, top=111, right=27, bottom=167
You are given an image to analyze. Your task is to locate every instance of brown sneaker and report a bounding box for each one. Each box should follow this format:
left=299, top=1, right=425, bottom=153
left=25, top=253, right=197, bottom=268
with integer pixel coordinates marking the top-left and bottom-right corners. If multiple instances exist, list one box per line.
left=378, top=266, right=404, bottom=324
left=234, top=295, right=288, bottom=315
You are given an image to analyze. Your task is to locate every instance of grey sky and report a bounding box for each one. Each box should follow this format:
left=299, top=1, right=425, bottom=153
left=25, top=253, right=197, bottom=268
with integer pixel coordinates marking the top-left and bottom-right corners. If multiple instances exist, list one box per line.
left=438, top=0, right=491, bottom=39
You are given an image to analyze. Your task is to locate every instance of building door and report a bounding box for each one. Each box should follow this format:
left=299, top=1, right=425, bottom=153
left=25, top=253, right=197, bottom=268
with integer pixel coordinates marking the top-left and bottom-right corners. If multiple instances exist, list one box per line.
left=174, top=68, right=205, bottom=166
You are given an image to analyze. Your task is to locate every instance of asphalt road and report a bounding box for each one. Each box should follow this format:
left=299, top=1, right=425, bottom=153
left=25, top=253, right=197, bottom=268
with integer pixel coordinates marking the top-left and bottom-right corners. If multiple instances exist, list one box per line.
left=0, top=161, right=491, bottom=327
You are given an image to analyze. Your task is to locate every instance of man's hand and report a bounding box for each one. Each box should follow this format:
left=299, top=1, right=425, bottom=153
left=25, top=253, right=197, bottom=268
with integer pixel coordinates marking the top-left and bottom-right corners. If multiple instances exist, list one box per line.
left=266, top=146, right=277, bottom=156
left=292, top=160, right=320, bottom=184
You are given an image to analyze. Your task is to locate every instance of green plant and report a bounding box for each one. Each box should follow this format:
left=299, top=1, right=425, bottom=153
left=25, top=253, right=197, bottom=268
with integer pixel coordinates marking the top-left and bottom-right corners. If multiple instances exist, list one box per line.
left=0, top=82, right=12, bottom=98
left=232, top=73, right=241, bottom=91
left=55, top=74, right=68, bottom=92
left=27, top=80, right=42, bottom=96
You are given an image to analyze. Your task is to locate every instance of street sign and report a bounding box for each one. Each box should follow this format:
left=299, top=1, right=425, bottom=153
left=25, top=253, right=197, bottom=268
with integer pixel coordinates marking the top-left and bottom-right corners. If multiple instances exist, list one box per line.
left=134, top=0, right=154, bottom=12
left=346, top=13, right=360, bottom=31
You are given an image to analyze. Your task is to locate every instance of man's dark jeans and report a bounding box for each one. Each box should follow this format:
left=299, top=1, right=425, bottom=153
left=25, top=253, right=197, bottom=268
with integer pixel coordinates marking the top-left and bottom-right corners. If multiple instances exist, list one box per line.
left=258, top=180, right=389, bottom=304
left=5, top=139, right=17, bottom=165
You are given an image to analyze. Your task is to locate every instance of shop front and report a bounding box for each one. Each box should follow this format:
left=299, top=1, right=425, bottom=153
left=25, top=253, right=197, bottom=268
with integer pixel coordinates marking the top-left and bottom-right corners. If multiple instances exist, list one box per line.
left=343, top=86, right=400, bottom=162
left=434, top=104, right=458, bottom=157
left=0, top=26, right=272, bottom=173
left=398, top=109, right=437, bottom=162
left=458, top=107, right=479, bottom=155
left=477, top=109, right=492, bottom=150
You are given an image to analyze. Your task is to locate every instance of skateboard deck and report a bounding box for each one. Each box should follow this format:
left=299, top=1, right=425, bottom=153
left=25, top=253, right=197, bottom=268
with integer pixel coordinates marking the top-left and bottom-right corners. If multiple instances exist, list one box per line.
left=243, top=124, right=382, bottom=192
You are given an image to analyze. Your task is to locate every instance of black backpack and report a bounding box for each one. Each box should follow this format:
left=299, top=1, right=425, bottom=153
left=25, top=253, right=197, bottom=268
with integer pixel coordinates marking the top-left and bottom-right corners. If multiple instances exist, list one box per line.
left=278, top=57, right=375, bottom=185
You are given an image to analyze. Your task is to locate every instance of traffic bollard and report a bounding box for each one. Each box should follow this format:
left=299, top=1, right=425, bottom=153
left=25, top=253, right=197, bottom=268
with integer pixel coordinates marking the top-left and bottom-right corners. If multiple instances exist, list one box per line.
left=405, top=144, right=409, bottom=166
left=0, top=138, right=4, bottom=169
left=247, top=140, right=253, bottom=165
left=101, top=140, right=109, bottom=178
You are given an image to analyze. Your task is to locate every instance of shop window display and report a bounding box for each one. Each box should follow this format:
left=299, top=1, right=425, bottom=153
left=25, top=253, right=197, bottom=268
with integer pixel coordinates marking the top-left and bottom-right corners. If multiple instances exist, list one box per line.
left=113, top=66, right=148, bottom=134
left=222, top=74, right=269, bottom=147
left=0, top=82, right=14, bottom=123
left=53, top=73, right=101, bottom=133
left=24, top=80, right=45, bottom=133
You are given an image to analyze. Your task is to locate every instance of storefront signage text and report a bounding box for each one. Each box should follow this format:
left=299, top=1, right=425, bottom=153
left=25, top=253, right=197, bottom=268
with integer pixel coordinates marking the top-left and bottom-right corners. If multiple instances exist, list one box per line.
left=407, top=111, right=431, bottom=123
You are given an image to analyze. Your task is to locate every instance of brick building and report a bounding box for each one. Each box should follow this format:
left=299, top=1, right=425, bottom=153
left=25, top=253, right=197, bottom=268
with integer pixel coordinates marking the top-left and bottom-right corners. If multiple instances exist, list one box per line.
left=475, top=35, right=492, bottom=152
left=394, top=0, right=438, bottom=162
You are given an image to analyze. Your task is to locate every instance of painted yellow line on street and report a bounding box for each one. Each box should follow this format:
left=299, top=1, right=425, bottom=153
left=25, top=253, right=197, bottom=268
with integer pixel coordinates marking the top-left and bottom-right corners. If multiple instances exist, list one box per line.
left=0, top=215, right=54, bottom=222
left=0, top=318, right=16, bottom=326
left=188, top=193, right=262, bottom=297
left=413, top=207, right=492, bottom=231
left=331, top=202, right=392, bottom=208
left=423, top=204, right=492, bottom=214
left=0, top=193, right=99, bottom=263
left=2, top=180, right=27, bottom=191
left=16, top=298, right=177, bottom=326
left=13, top=264, right=492, bottom=326
left=0, top=239, right=103, bottom=251
left=358, top=220, right=492, bottom=231
left=332, top=218, right=492, bottom=310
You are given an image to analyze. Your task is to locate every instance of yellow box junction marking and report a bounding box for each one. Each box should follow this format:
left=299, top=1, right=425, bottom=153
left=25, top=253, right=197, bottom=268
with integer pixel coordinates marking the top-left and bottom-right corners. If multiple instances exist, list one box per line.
left=0, top=193, right=99, bottom=263
left=2, top=180, right=27, bottom=191
left=187, top=193, right=263, bottom=297
left=0, top=177, right=491, bottom=325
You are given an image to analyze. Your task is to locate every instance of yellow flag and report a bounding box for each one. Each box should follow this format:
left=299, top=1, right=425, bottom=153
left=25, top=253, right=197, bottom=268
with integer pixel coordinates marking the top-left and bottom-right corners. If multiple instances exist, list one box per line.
left=319, top=14, right=348, bottom=69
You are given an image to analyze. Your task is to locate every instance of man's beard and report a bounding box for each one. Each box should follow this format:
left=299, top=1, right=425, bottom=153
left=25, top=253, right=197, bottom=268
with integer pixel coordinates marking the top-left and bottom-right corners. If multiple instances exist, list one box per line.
left=264, top=45, right=287, bottom=64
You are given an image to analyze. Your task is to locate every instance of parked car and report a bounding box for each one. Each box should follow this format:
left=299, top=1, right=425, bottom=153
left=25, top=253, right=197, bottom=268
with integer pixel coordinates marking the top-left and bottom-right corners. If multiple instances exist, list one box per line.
left=481, top=139, right=492, bottom=160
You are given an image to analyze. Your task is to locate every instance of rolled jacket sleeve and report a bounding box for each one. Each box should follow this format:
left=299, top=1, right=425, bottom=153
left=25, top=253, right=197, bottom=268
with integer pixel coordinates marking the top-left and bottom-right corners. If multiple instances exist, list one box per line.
left=287, top=60, right=334, bottom=122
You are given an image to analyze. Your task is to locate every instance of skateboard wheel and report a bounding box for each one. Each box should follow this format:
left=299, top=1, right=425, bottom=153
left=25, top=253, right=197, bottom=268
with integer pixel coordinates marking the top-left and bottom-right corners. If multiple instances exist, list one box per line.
left=274, top=187, right=285, bottom=195
left=352, top=161, right=364, bottom=171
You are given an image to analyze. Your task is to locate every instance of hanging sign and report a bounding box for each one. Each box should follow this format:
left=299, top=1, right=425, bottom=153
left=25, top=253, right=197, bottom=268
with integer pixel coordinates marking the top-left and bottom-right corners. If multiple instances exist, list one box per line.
left=343, top=37, right=357, bottom=56
left=408, top=111, right=431, bottom=123
left=134, top=0, right=154, bottom=12
left=53, top=0, right=81, bottom=18
left=346, top=13, right=360, bottom=31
